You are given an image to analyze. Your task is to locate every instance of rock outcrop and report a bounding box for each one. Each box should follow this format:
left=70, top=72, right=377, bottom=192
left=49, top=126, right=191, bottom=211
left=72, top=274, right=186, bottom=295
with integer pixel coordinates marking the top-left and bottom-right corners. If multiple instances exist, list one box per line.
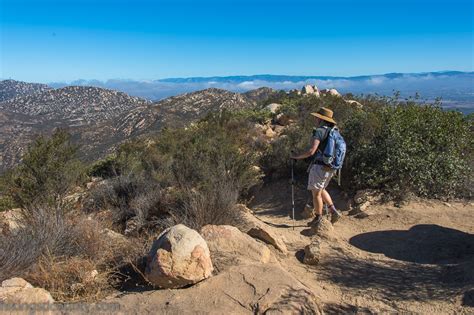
left=112, top=264, right=323, bottom=314
left=200, top=225, right=272, bottom=271
left=145, top=224, right=213, bottom=288
left=309, top=217, right=334, bottom=240
left=302, top=85, right=320, bottom=97
left=320, top=88, right=341, bottom=97
left=345, top=99, right=363, bottom=108
left=235, top=205, right=288, bottom=253
left=265, top=103, right=282, bottom=114
left=0, top=278, right=54, bottom=304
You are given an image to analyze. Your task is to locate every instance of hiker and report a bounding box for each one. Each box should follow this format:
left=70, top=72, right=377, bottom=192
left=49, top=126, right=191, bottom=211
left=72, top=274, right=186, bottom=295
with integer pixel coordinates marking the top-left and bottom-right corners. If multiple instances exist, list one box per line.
left=291, top=107, right=345, bottom=230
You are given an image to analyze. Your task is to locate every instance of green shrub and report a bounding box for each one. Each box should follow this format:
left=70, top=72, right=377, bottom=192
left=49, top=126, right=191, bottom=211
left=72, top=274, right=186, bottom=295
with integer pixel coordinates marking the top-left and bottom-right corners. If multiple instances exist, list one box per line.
left=88, top=111, right=263, bottom=231
left=261, top=93, right=473, bottom=200
left=5, top=130, right=86, bottom=208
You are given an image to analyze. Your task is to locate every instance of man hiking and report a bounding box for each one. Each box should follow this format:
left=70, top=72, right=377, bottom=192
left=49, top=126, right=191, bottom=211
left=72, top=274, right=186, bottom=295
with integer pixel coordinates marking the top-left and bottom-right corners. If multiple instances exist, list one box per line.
left=291, top=107, right=345, bottom=230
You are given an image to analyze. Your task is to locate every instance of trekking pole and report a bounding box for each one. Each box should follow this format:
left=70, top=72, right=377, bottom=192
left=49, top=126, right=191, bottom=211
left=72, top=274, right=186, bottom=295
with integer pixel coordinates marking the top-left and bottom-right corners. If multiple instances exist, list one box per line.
left=291, top=158, right=295, bottom=230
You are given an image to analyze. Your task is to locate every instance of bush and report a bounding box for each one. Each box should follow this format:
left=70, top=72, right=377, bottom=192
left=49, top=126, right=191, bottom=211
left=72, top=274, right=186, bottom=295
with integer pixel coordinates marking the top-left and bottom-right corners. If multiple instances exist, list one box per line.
left=0, top=205, right=138, bottom=301
left=261, top=93, right=473, bottom=200
left=3, top=129, right=85, bottom=208
left=87, top=111, right=263, bottom=232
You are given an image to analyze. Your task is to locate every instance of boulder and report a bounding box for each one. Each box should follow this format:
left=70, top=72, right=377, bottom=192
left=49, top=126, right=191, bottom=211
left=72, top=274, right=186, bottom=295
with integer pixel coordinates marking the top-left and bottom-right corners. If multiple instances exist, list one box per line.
left=273, top=125, right=285, bottom=135
left=353, top=189, right=381, bottom=205
left=345, top=99, right=363, bottom=108
left=253, top=123, right=266, bottom=134
left=320, top=88, right=342, bottom=97
left=309, top=217, right=334, bottom=240
left=265, top=103, right=282, bottom=114
left=303, top=239, right=322, bottom=265
left=275, top=113, right=291, bottom=126
left=265, top=127, right=277, bottom=138
left=302, top=85, right=320, bottom=96
left=200, top=225, right=272, bottom=271
left=145, top=224, right=213, bottom=288
left=0, top=208, right=22, bottom=235
left=0, top=278, right=54, bottom=304
left=235, top=205, right=288, bottom=253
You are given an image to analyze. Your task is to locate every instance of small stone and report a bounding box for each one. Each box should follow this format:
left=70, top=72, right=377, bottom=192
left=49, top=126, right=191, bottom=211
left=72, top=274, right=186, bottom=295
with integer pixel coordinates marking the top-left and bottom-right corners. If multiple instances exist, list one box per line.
left=355, top=211, right=370, bottom=219
left=303, top=240, right=321, bottom=265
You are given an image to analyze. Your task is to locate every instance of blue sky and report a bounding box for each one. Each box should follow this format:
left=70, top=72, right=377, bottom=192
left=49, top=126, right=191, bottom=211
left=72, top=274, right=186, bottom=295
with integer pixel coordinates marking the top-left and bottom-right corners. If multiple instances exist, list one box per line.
left=1, top=0, right=473, bottom=82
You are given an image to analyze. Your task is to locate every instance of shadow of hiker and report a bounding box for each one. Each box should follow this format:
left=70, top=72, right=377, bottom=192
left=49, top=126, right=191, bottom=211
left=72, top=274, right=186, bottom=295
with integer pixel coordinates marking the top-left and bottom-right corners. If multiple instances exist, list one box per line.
left=317, top=253, right=469, bottom=302
left=349, top=224, right=474, bottom=265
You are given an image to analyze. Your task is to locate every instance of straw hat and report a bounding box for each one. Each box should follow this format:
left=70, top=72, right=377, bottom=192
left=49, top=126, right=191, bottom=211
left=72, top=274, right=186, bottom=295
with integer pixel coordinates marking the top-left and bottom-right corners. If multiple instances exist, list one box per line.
left=310, top=107, right=336, bottom=124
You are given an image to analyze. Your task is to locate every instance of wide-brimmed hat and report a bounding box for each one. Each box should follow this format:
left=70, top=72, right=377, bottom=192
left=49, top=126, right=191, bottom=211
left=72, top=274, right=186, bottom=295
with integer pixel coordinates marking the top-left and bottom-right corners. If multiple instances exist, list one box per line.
left=310, top=107, right=336, bottom=124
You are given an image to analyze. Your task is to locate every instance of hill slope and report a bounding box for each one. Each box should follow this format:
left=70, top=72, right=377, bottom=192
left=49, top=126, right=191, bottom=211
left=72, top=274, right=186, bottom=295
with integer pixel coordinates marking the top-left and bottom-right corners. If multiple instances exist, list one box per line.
left=0, top=86, right=150, bottom=125
left=0, top=79, right=51, bottom=102
left=0, top=87, right=258, bottom=172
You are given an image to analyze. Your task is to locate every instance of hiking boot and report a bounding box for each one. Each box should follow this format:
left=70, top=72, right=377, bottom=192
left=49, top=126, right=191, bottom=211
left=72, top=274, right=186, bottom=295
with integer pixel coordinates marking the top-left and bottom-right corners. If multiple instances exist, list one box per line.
left=331, top=209, right=342, bottom=224
left=308, top=215, right=322, bottom=229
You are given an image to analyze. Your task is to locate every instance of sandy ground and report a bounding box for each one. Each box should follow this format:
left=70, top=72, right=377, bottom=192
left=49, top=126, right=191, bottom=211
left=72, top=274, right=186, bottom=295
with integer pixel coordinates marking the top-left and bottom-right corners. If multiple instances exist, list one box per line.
left=106, top=179, right=473, bottom=314
left=249, top=179, right=474, bottom=314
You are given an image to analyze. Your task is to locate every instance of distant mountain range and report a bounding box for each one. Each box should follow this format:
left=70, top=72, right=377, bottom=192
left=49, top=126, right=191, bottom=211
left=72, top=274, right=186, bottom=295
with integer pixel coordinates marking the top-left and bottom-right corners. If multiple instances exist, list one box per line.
left=0, top=71, right=473, bottom=172
left=46, top=71, right=474, bottom=113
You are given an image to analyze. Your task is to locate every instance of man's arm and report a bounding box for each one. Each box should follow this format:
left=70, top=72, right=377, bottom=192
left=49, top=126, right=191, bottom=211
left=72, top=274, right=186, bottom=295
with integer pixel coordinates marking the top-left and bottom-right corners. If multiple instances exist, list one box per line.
left=291, top=139, right=320, bottom=160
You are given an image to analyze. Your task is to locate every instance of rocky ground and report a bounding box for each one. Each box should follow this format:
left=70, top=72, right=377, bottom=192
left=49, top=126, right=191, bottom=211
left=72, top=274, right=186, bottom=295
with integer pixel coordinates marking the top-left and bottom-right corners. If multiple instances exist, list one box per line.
left=85, top=180, right=473, bottom=314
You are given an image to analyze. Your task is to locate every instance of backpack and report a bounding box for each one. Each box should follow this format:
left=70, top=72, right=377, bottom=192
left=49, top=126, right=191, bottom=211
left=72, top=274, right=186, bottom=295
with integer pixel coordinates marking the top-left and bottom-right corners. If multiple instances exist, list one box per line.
left=313, top=126, right=346, bottom=170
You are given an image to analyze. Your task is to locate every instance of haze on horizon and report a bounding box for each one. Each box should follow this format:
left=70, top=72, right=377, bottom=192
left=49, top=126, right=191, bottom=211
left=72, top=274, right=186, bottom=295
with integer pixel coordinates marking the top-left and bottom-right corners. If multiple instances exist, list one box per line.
left=1, top=0, right=473, bottom=83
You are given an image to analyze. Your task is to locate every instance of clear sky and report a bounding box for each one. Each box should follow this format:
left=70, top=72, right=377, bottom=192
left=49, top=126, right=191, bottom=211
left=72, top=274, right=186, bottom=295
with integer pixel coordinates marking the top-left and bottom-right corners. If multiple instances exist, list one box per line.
left=1, top=0, right=473, bottom=82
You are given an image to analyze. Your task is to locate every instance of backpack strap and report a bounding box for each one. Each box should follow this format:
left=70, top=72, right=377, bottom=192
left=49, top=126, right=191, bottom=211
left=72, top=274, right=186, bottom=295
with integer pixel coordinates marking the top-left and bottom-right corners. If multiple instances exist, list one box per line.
left=307, top=126, right=333, bottom=173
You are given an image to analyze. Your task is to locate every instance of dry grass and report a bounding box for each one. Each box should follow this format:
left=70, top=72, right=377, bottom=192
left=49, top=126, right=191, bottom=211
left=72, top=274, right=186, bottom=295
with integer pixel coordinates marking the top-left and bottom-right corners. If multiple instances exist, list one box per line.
left=0, top=205, right=145, bottom=302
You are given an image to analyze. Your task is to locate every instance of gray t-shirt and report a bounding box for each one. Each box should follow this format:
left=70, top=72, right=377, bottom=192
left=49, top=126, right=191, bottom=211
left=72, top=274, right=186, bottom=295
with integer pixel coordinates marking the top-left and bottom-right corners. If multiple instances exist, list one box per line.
left=311, top=125, right=331, bottom=158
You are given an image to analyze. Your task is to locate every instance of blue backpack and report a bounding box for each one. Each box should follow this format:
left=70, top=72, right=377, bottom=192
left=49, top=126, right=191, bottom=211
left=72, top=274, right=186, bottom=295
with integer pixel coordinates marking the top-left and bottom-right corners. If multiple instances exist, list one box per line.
left=315, top=126, right=346, bottom=170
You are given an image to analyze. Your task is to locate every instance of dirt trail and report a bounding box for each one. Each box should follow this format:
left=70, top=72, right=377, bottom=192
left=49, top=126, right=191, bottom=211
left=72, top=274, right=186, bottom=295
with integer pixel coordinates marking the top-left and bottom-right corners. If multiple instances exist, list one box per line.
left=249, top=180, right=474, bottom=314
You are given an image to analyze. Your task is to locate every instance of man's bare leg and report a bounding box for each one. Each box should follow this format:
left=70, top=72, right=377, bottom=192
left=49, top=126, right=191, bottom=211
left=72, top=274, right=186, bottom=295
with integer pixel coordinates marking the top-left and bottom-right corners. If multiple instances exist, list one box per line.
left=322, top=188, right=342, bottom=223
left=312, top=189, right=323, bottom=216
left=321, top=189, right=333, bottom=207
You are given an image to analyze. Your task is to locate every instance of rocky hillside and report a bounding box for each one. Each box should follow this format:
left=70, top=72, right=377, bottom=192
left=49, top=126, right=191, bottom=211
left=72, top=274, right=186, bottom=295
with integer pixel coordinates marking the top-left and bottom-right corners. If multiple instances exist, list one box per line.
left=243, top=87, right=277, bottom=103
left=0, top=79, right=51, bottom=102
left=0, top=87, right=259, bottom=172
left=0, top=86, right=151, bottom=125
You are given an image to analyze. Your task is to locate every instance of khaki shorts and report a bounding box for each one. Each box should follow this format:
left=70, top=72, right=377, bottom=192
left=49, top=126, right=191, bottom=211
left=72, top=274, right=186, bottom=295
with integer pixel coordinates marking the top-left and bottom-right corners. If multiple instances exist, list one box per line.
left=307, top=164, right=336, bottom=191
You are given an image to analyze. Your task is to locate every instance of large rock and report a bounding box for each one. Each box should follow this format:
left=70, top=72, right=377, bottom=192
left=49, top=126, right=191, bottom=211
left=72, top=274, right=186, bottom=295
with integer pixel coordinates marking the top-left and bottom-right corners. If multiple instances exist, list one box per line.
left=200, top=225, right=272, bottom=271
left=111, top=264, right=323, bottom=314
left=303, top=240, right=322, bottom=265
left=345, top=99, right=363, bottom=108
left=302, top=85, right=320, bottom=97
left=265, top=103, right=282, bottom=114
left=309, top=217, right=334, bottom=240
left=0, top=208, right=22, bottom=235
left=275, top=113, right=291, bottom=126
left=0, top=278, right=54, bottom=304
left=145, top=224, right=213, bottom=288
left=320, top=88, right=341, bottom=97
left=235, top=205, right=288, bottom=253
